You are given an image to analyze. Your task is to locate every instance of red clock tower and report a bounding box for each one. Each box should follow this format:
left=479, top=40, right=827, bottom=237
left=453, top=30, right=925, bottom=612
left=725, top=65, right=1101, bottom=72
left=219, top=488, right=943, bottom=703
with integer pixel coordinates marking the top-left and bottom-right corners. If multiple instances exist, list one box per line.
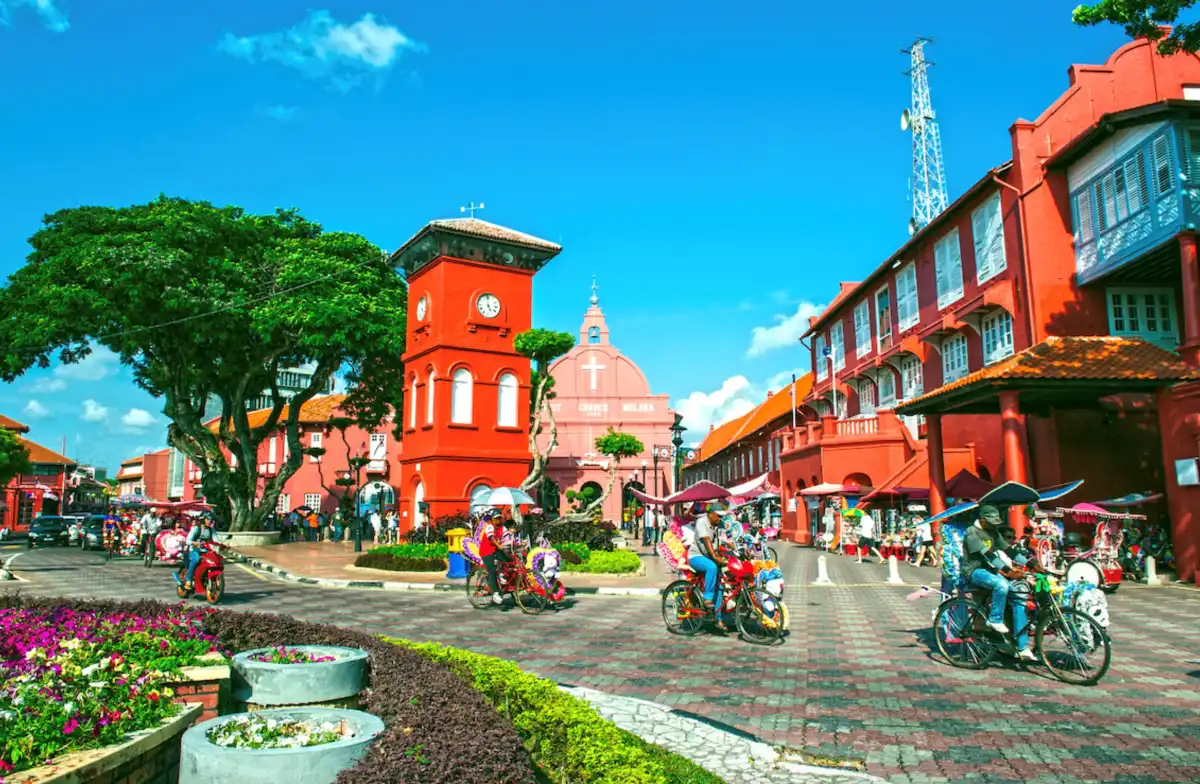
left=392, top=218, right=561, bottom=531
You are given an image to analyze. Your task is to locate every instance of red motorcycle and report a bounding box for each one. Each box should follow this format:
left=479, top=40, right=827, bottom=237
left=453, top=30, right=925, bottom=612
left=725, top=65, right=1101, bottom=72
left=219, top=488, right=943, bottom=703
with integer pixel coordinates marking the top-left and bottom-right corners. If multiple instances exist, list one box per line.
left=174, top=542, right=226, bottom=604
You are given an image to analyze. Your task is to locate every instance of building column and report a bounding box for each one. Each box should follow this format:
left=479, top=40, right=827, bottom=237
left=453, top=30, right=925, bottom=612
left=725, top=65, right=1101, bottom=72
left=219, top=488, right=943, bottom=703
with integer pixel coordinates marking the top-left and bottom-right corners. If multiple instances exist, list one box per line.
left=926, top=414, right=948, bottom=523
left=999, top=390, right=1031, bottom=537
left=1180, top=234, right=1200, bottom=367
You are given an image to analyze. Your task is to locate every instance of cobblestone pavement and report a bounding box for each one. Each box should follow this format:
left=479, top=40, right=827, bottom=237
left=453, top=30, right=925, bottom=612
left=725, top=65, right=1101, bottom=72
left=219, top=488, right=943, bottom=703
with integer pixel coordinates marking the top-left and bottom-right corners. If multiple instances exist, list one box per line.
left=5, top=543, right=1200, bottom=783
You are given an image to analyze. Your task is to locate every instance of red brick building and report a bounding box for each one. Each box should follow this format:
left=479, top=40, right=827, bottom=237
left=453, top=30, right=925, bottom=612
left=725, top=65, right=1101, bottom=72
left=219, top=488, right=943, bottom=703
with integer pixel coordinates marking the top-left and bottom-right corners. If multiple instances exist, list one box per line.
left=783, top=38, right=1200, bottom=583
left=2, top=413, right=75, bottom=531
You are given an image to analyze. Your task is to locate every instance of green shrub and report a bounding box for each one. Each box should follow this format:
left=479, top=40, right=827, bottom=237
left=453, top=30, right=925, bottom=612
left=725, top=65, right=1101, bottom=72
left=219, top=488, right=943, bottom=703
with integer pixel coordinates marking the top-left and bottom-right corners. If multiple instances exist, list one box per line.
left=390, top=640, right=725, bottom=784
left=368, top=542, right=449, bottom=559
left=354, top=552, right=445, bottom=572
left=563, top=549, right=642, bottom=574
left=555, top=542, right=590, bottom=564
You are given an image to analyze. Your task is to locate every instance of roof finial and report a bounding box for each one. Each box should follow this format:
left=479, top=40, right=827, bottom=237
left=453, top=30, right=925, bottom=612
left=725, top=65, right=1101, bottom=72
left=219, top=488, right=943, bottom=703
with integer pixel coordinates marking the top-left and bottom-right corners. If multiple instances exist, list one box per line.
left=590, top=275, right=599, bottom=306
left=459, top=201, right=485, bottom=219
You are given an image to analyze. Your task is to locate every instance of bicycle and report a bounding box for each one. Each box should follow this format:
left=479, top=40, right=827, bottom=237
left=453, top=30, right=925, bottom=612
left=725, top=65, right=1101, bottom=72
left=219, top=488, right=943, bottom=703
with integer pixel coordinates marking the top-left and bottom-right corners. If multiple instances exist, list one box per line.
left=932, top=570, right=1111, bottom=685
left=661, top=552, right=786, bottom=645
left=465, top=543, right=549, bottom=615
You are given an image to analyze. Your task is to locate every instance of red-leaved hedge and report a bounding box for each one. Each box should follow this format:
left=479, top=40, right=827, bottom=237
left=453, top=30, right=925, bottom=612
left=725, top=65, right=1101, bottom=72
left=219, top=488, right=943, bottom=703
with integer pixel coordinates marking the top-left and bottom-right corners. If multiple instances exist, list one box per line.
left=0, top=595, right=537, bottom=784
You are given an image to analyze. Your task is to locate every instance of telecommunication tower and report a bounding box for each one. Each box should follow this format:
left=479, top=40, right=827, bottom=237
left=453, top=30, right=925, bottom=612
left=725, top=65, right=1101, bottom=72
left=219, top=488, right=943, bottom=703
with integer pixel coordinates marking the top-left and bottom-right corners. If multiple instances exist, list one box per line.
left=901, top=37, right=949, bottom=235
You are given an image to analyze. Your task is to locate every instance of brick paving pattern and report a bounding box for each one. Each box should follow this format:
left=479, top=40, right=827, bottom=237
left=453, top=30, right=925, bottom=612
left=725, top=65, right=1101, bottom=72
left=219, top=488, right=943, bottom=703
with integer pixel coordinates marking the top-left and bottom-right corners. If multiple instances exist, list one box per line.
left=5, top=543, right=1199, bottom=783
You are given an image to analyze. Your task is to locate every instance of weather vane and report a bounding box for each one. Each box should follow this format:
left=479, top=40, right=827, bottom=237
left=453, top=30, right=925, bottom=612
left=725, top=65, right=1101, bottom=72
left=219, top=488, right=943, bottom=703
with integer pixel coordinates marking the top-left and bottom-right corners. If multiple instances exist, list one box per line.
left=590, top=275, right=599, bottom=305
left=460, top=201, right=485, bottom=219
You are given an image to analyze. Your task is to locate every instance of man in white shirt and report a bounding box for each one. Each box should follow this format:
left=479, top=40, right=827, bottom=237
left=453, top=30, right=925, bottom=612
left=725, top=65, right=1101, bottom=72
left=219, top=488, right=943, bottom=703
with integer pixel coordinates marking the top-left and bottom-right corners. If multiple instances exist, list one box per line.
left=855, top=513, right=885, bottom=564
left=369, top=510, right=382, bottom=544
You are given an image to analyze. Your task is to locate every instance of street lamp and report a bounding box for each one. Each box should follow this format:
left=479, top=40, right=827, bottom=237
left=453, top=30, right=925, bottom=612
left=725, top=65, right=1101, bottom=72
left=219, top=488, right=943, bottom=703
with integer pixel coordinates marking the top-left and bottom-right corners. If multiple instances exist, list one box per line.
left=348, top=441, right=369, bottom=553
left=669, top=413, right=687, bottom=494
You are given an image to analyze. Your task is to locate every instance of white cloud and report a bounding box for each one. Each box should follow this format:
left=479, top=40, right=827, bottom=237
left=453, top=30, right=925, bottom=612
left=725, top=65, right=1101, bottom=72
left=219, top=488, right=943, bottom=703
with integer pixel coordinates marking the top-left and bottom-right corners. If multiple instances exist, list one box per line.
left=120, top=408, right=158, bottom=430
left=0, top=0, right=69, bottom=33
left=23, top=399, right=50, bottom=418
left=220, top=11, right=425, bottom=91
left=258, top=104, right=297, bottom=122
left=674, top=376, right=758, bottom=437
left=54, top=345, right=120, bottom=382
left=81, top=399, right=109, bottom=422
left=28, top=377, right=67, bottom=393
left=746, top=300, right=825, bottom=359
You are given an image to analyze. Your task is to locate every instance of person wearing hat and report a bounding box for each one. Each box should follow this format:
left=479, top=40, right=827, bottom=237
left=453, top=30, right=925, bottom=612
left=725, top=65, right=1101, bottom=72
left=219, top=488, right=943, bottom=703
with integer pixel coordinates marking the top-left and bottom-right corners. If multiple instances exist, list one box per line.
left=964, top=505, right=1035, bottom=661
left=687, top=504, right=731, bottom=629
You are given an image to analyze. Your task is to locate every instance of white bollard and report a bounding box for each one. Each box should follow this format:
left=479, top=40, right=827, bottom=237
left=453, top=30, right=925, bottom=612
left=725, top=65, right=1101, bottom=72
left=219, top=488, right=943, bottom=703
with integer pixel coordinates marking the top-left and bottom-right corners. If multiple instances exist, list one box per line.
left=887, top=555, right=905, bottom=585
left=1144, top=556, right=1163, bottom=587
left=813, top=554, right=833, bottom=585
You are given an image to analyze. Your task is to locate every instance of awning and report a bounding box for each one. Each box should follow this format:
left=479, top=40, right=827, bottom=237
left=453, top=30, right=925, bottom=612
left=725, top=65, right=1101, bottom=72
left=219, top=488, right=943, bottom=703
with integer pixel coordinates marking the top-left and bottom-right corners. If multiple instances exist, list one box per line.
left=629, top=488, right=671, bottom=506
left=726, top=473, right=770, bottom=497
left=799, top=482, right=846, bottom=496
left=1095, top=491, right=1163, bottom=508
left=945, top=469, right=996, bottom=500
left=664, top=481, right=731, bottom=504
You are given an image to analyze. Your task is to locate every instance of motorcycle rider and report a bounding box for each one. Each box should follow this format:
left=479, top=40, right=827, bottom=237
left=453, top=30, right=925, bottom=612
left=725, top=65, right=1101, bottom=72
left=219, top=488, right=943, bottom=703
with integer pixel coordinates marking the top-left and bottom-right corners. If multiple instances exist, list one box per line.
left=182, top=517, right=217, bottom=591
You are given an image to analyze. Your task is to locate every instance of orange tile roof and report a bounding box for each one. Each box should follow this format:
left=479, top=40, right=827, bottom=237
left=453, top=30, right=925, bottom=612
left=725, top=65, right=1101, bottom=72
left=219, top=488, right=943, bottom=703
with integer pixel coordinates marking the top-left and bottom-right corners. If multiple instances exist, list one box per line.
left=19, top=437, right=74, bottom=466
left=897, top=337, right=1200, bottom=413
left=689, top=374, right=814, bottom=464
left=803, top=282, right=860, bottom=339
left=692, top=413, right=752, bottom=464
left=0, top=414, right=30, bottom=433
left=205, top=395, right=348, bottom=433
left=120, top=456, right=143, bottom=467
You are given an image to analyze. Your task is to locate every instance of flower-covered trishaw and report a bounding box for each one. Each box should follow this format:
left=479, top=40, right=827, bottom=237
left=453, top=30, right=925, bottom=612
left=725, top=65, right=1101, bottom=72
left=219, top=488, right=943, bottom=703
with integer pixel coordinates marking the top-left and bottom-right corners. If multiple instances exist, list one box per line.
left=915, top=480, right=1113, bottom=685
left=1033, top=502, right=1143, bottom=593
left=461, top=512, right=568, bottom=614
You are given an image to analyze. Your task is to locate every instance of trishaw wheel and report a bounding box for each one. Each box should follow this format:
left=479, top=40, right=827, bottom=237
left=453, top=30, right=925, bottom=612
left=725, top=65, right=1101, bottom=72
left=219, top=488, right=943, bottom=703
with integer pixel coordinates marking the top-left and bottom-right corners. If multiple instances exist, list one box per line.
left=662, top=580, right=705, bottom=636
left=465, top=568, right=494, bottom=610
left=933, top=598, right=998, bottom=669
left=515, top=578, right=548, bottom=616
left=1101, top=582, right=1119, bottom=594
left=1036, top=606, right=1110, bottom=686
left=1064, top=559, right=1103, bottom=588
left=205, top=575, right=225, bottom=605
left=735, top=587, right=785, bottom=645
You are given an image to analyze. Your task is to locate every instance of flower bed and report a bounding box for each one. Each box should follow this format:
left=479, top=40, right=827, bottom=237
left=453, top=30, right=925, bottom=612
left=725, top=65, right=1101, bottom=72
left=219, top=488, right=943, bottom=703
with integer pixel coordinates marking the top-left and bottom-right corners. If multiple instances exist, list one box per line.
left=206, top=713, right=350, bottom=749
left=564, top=549, right=643, bottom=574
left=249, top=647, right=338, bottom=665
left=0, top=603, right=223, bottom=777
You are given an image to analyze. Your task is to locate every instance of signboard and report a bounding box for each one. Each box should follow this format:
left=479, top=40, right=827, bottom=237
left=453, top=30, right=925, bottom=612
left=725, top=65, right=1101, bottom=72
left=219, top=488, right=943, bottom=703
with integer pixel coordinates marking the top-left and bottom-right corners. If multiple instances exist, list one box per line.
left=622, top=402, right=655, bottom=413
left=579, top=402, right=609, bottom=417
left=787, top=498, right=798, bottom=512
left=1176, top=458, right=1200, bottom=487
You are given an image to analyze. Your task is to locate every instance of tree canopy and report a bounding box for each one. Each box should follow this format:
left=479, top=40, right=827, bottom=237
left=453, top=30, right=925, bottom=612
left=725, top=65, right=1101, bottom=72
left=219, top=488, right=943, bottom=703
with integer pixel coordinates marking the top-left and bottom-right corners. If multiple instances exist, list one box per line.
left=1073, top=1, right=1200, bottom=53
left=0, top=428, right=31, bottom=489
left=0, top=196, right=407, bottom=531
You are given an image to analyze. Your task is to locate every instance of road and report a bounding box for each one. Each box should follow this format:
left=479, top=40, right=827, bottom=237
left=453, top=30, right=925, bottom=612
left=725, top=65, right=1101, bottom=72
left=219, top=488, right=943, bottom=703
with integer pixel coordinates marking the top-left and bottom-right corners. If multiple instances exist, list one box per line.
left=4, top=542, right=1199, bottom=783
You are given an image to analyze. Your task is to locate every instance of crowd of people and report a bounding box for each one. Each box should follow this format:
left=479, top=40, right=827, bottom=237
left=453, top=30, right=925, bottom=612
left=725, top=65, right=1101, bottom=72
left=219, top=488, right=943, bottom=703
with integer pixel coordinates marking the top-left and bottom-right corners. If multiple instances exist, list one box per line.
left=264, top=506, right=401, bottom=545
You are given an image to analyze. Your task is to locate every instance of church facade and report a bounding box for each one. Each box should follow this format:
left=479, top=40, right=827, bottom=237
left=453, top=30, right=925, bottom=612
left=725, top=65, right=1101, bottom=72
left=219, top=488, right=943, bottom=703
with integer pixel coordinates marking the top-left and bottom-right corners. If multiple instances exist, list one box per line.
left=538, top=285, right=678, bottom=523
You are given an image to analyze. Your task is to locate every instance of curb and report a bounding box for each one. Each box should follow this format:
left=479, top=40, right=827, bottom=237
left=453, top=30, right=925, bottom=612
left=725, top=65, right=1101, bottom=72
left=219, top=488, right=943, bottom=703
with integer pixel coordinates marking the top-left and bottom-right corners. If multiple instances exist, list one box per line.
left=229, top=553, right=663, bottom=596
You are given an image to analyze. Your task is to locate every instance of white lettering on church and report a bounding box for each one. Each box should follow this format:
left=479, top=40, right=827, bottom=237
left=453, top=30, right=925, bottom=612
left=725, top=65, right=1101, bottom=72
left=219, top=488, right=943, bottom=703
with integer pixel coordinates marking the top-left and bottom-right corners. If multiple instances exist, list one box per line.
left=550, top=403, right=562, bottom=413
left=578, top=402, right=609, bottom=416
left=622, top=402, right=655, bottom=413
left=582, top=356, right=605, bottom=391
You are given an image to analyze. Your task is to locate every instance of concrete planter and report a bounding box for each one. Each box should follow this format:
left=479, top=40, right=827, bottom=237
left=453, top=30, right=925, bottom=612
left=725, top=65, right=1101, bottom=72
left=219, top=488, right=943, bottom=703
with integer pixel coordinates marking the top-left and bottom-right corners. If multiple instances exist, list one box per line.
left=232, top=646, right=368, bottom=707
left=178, top=708, right=384, bottom=784
left=216, top=530, right=281, bottom=548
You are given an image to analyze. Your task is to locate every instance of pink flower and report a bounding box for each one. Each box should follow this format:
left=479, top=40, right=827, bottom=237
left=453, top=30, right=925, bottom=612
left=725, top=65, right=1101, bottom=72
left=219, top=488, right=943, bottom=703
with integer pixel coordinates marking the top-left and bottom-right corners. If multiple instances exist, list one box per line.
left=62, top=718, right=79, bottom=735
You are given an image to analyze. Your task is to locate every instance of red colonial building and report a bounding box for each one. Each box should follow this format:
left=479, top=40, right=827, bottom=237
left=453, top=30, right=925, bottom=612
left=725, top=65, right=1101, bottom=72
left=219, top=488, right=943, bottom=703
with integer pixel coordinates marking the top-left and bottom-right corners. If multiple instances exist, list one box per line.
left=783, top=37, right=1200, bottom=583
left=182, top=395, right=402, bottom=518
left=1, top=414, right=75, bottom=531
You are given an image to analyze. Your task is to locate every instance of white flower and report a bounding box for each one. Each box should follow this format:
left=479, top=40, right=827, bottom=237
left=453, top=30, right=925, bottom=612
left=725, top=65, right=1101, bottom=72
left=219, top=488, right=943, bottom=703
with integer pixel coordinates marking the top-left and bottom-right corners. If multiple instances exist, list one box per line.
left=266, top=718, right=277, bottom=730
left=63, top=702, right=74, bottom=714
left=81, top=663, right=100, bottom=678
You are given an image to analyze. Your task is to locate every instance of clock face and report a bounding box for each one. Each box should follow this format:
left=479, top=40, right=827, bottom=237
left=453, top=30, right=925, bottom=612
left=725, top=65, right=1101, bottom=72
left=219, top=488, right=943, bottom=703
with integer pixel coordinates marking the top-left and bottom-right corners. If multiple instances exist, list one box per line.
left=476, top=293, right=501, bottom=319
left=416, top=296, right=428, bottom=321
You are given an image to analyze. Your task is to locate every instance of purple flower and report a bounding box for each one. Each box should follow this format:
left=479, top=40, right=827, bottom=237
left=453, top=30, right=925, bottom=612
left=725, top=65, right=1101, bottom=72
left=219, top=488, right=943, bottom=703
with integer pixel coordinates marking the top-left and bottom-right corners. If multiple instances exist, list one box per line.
left=62, top=718, right=79, bottom=735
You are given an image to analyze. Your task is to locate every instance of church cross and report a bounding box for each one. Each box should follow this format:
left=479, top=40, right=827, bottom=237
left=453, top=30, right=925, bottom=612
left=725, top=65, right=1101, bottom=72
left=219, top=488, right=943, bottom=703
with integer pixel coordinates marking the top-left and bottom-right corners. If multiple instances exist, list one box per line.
left=582, top=356, right=606, bottom=391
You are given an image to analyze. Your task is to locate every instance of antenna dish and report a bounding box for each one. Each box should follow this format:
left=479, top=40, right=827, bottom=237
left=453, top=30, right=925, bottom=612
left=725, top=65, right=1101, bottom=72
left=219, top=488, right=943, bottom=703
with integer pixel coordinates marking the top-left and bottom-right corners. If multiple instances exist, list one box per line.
left=900, top=109, right=911, bottom=132
left=908, top=218, right=919, bottom=236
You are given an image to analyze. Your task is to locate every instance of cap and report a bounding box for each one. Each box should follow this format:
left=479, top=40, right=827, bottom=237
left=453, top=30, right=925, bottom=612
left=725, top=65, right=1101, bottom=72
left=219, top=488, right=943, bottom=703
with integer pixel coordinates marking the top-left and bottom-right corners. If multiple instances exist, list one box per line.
left=978, top=505, right=1002, bottom=523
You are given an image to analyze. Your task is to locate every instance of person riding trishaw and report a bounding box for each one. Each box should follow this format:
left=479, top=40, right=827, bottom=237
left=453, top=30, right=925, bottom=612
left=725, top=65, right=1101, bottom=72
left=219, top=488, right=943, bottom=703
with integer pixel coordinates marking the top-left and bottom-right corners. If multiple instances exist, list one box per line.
left=964, top=504, right=1039, bottom=661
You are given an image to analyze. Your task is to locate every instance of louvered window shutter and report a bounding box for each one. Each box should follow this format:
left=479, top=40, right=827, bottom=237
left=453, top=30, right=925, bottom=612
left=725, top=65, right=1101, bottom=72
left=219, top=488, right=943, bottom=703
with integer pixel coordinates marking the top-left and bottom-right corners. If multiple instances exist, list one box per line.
left=1152, top=135, right=1173, bottom=196
left=1076, top=191, right=1094, bottom=243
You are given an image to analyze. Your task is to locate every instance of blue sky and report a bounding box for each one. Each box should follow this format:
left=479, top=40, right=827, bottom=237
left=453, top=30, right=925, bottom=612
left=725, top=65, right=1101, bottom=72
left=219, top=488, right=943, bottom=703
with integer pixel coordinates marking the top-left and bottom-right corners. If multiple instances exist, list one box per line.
left=0, top=0, right=1131, bottom=468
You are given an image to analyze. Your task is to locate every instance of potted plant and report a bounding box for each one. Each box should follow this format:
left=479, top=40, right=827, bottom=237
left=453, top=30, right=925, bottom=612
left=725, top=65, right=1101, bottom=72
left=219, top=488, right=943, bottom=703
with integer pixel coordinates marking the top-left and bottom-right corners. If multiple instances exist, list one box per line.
left=231, top=646, right=368, bottom=707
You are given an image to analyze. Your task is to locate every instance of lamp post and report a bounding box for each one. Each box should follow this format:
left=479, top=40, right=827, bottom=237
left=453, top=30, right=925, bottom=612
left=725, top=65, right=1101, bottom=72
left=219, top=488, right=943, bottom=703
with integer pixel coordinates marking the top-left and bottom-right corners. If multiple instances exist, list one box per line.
left=669, top=413, right=687, bottom=494
left=349, top=442, right=369, bottom=553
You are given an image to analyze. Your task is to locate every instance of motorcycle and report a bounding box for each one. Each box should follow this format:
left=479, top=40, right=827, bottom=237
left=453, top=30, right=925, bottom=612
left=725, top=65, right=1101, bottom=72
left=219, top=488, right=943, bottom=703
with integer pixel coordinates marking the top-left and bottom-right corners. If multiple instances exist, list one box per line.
left=173, top=542, right=226, bottom=604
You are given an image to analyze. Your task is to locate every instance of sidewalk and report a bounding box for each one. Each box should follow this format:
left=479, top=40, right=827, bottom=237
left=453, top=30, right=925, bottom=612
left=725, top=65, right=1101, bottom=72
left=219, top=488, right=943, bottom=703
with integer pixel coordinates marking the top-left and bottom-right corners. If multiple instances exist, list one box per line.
left=229, top=540, right=674, bottom=595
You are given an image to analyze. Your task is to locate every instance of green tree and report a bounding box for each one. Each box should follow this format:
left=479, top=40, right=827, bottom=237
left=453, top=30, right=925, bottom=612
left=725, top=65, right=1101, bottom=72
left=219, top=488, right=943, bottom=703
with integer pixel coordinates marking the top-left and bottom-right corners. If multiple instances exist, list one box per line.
left=513, top=328, right=576, bottom=494
left=0, top=428, right=31, bottom=488
left=312, top=415, right=374, bottom=531
left=1073, top=1, right=1200, bottom=53
left=0, top=196, right=407, bottom=532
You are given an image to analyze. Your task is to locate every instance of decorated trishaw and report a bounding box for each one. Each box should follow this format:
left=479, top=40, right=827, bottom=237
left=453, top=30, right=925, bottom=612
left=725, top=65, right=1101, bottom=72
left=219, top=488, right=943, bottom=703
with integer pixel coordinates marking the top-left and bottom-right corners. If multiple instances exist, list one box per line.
left=1034, top=502, right=1141, bottom=593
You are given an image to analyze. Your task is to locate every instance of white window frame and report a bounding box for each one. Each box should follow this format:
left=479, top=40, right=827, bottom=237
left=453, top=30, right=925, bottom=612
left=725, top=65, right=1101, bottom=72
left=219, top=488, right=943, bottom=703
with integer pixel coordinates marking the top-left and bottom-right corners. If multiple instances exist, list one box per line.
left=858, top=380, right=877, bottom=416
left=878, top=370, right=897, bottom=406
left=829, top=322, right=845, bottom=371
left=309, top=431, right=322, bottom=462
left=757, top=445, right=764, bottom=473
left=875, top=285, right=892, bottom=346
left=941, top=334, right=969, bottom=383
left=896, top=264, right=919, bottom=332
left=1107, top=287, right=1180, bottom=349
left=451, top=368, right=474, bottom=424
left=426, top=370, right=435, bottom=424
left=409, top=375, right=417, bottom=429
left=497, top=372, right=519, bottom=428
left=854, top=301, right=873, bottom=358
left=370, top=432, right=387, bottom=461
left=982, top=310, right=1015, bottom=365
left=304, top=493, right=322, bottom=511
left=267, top=437, right=277, bottom=472
left=814, top=335, right=828, bottom=380
left=972, top=193, right=1007, bottom=284
left=934, top=229, right=965, bottom=309
left=900, top=356, right=924, bottom=400
left=276, top=493, right=290, bottom=514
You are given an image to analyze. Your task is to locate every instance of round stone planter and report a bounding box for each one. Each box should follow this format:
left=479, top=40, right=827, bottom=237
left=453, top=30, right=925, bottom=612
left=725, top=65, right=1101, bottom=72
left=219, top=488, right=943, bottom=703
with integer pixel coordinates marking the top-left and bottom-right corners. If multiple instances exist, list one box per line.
left=215, top=530, right=281, bottom=548
left=232, top=646, right=368, bottom=707
left=179, top=708, right=384, bottom=784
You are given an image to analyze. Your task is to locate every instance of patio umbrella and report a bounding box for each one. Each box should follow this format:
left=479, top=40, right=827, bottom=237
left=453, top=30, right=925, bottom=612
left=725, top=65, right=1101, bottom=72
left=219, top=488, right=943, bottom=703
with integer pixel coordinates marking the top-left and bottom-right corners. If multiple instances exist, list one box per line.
left=944, top=469, right=996, bottom=500
left=798, top=482, right=845, bottom=496
left=664, top=481, right=730, bottom=505
left=485, top=487, right=536, bottom=507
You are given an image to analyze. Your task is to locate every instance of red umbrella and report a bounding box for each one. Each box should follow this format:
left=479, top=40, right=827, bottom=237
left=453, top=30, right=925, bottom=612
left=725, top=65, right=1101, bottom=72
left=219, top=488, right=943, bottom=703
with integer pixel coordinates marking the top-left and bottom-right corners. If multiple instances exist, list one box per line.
left=664, top=481, right=731, bottom=505
left=945, top=469, right=996, bottom=500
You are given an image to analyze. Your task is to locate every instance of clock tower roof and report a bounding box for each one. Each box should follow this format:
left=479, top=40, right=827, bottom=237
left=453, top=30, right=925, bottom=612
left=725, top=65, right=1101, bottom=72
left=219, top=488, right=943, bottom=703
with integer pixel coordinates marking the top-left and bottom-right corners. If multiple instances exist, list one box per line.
left=391, top=217, right=561, bottom=277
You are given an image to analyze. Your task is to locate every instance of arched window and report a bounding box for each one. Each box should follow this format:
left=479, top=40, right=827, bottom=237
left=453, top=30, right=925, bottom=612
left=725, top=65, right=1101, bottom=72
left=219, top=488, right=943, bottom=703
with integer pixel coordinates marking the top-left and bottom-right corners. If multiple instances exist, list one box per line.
left=469, top=483, right=493, bottom=510
left=426, top=370, right=435, bottom=424
left=451, top=368, right=473, bottom=424
left=497, top=373, right=518, bottom=427
left=588, top=326, right=600, bottom=344
left=408, top=375, right=417, bottom=429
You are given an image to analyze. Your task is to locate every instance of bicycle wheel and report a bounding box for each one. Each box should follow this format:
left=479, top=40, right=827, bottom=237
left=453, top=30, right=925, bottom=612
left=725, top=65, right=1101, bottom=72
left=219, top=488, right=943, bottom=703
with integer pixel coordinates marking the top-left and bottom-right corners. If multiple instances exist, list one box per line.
left=1036, top=605, right=1111, bottom=686
left=735, top=587, right=785, bottom=645
left=933, top=599, right=998, bottom=669
left=205, top=574, right=225, bottom=605
left=515, top=574, right=548, bottom=616
left=662, top=580, right=705, bottom=636
left=766, top=546, right=779, bottom=562
left=465, top=568, right=494, bottom=610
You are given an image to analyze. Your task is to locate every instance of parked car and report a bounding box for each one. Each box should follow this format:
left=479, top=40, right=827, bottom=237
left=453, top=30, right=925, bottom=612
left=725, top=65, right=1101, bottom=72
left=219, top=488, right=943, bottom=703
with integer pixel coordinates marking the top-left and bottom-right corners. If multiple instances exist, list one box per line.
left=79, top=516, right=108, bottom=551
left=26, top=516, right=72, bottom=548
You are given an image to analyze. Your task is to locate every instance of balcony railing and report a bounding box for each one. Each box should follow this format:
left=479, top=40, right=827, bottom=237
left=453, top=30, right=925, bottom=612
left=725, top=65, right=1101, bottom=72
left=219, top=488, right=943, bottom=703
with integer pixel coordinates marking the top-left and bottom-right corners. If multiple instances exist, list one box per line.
left=836, top=417, right=879, bottom=436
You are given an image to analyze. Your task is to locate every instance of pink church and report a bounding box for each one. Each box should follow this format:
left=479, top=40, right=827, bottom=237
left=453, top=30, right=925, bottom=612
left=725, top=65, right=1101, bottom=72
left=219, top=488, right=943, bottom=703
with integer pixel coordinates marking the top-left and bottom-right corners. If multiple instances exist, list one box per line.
left=539, top=284, right=678, bottom=523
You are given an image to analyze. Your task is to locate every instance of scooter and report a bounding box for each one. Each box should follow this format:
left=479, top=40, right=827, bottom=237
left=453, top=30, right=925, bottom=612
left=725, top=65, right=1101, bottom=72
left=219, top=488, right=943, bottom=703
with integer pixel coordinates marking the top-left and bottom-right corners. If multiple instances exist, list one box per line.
left=174, top=542, right=226, bottom=604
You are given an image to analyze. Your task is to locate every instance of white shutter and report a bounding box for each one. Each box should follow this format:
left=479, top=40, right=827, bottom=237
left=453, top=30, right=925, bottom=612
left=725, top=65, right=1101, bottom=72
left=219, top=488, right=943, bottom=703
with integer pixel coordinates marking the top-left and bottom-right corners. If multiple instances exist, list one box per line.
left=973, top=195, right=1006, bottom=283
left=934, top=230, right=963, bottom=309
left=897, top=265, right=919, bottom=331
left=815, top=336, right=828, bottom=380
left=854, top=301, right=872, bottom=357
left=830, top=323, right=845, bottom=370
left=1075, top=191, right=1094, bottom=244
left=309, top=432, right=322, bottom=462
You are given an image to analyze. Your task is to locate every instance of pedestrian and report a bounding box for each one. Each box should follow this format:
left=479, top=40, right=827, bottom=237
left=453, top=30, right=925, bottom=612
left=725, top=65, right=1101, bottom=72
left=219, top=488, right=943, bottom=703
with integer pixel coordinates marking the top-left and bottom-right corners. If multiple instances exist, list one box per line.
left=307, top=510, right=319, bottom=542
left=369, top=508, right=382, bottom=544
left=913, top=515, right=940, bottom=568
left=331, top=507, right=344, bottom=542
left=386, top=509, right=398, bottom=543
left=318, top=511, right=329, bottom=542
left=855, top=513, right=885, bottom=564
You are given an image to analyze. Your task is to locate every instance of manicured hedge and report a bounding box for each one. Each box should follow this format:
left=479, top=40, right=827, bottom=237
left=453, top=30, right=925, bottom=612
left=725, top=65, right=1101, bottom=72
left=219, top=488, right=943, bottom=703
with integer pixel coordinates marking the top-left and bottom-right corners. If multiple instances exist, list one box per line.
left=354, top=552, right=445, bottom=572
left=0, top=596, right=536, bottom=784
left=369, top=543, right=450, bottom=559
left=393, top=639, right=725, bottom=784
left=564, top=549, right=642, bottom=574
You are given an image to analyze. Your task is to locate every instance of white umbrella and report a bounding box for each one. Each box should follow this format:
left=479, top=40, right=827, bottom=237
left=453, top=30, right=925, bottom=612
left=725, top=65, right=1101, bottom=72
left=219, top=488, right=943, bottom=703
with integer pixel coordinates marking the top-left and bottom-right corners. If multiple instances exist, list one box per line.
left=485, top=487, right=535, bottom=507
